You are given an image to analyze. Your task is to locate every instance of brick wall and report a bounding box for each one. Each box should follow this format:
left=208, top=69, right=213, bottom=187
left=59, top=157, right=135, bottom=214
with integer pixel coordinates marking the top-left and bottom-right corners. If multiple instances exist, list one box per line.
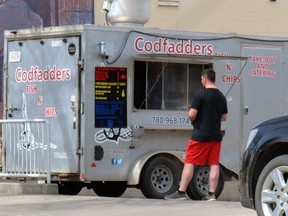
left=51, top=0, right=94, bottom=26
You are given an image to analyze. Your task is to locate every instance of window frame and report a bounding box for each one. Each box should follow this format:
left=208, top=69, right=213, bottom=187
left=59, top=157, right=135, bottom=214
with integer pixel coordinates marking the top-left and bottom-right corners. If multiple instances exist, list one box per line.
left=134, top=59, right=212, bottom=111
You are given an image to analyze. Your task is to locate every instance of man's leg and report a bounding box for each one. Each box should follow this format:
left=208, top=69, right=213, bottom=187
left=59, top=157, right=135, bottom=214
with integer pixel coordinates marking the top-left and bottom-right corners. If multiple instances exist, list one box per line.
left=164, top=164, right=194, bottom=200
left=165, top=140, right=199, bottom=200
left=208, top=165, right=219, bottom=193
left=178, top=164, right=194, bottom=192
left=207, top=141, right=221, bottom=193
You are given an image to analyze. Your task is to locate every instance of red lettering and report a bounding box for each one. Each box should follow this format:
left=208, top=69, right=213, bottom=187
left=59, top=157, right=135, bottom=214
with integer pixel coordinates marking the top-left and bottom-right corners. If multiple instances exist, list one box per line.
left=226, top=64, right=232, bottom=72
left=56, top=68, right=62, bottom=80
left=249, top=69, right=277, bottom=77
left=133, top=37, right=214, bottom=56
left=14, top=65, right=72, bottom=83
left=206, top=45, right=213, bottom=56
left=144, top=41, right=153, bottom=52
left=215, top=52, right=229, bottom=56
left=154, top=38, right=162, bottom=52
left=163, top=38, right=168, bottom=53
left=168, top=43, right=175, bottom=53
left=15, top=67, right=22, bottom=82
left=201, top=44, right=207, bottom=55
left=37, top=96, right=43, bottom=105
left=222, top=74, right=240, bottom=83
left=249, top=55, right=277, bottom=64
left=26, top=85, right=37, bottom=94
left=134, top=37, right=144, bottom=52
left=194, top=44, right=201, bottom=55
left=256, top=63, right=269, bottom=69
left=43, top=107, right=58, bottom=117
left=176, top=40, right=184, bottom=53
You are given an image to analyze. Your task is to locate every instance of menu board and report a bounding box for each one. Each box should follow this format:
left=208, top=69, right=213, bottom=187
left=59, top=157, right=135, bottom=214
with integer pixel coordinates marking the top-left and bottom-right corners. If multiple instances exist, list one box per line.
left=95, top=67, right=127, bottom=128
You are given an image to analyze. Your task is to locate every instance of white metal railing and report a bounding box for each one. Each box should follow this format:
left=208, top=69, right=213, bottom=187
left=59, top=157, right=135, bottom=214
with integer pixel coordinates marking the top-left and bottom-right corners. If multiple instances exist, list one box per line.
left=0, top=119, right=51, bottom=183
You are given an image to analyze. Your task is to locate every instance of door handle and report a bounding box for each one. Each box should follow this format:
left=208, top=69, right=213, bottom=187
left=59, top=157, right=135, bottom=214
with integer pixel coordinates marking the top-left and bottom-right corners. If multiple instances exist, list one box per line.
left=73, top=116, right=76, bottom=129
left=244, top=106, right=249, bottom=115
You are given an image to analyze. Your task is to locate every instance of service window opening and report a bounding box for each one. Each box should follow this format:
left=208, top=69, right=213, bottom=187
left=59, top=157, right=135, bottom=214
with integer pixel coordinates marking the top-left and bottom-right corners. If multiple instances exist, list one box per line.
left=134, top=61, right=212, bottom=111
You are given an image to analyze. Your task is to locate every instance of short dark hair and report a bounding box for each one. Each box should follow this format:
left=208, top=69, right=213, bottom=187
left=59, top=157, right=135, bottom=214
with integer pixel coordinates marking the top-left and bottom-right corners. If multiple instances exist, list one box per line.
left=202, top=69, right=216, bottom=83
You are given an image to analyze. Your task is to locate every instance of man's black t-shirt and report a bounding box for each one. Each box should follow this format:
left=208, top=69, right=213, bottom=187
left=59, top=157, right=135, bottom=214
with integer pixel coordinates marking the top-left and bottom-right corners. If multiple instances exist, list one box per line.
left=190, top=88, right=228, bottom=142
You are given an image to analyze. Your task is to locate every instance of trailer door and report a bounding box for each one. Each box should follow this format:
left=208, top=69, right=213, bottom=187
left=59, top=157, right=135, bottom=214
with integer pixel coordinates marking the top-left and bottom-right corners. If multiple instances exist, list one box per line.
left=6, top=36, right=81, bottom=174
left=242, top=46, right=282, bottom=152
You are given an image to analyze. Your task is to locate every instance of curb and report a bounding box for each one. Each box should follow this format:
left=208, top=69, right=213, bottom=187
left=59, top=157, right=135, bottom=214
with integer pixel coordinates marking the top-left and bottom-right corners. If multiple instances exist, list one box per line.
left=218, top=181, right=240, bottom=201
left=0, top=182, right=58, bottom=195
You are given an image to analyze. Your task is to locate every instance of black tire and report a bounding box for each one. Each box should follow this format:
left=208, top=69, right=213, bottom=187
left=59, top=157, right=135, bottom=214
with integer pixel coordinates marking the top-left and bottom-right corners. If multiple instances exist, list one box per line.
left=139, top=156, right=182, bottom=199
left=92, top=181, right=127, bottom=197
left=186, top=165, right=225, bottom=200
left=58, top=182, right=83, bottom=195
left=255, top=155, right=288, bottom=216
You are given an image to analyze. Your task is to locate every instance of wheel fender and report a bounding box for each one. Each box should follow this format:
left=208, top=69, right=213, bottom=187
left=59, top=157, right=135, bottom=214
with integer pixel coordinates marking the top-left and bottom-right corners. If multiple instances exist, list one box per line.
left=127, top=151, right=185, bottom=186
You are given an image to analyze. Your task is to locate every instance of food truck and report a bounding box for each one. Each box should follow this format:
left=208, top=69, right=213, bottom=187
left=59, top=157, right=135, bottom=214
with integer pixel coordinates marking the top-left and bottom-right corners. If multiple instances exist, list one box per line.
left=1, top=0, right=287, bottom=199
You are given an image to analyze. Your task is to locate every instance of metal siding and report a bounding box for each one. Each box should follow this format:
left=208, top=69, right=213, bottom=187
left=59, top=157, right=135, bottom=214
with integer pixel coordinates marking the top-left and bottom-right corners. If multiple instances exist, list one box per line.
left=6, top=36, right=80, bottom=173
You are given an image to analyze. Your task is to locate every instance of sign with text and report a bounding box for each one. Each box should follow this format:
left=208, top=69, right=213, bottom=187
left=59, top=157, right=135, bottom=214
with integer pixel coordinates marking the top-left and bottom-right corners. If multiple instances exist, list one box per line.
left=95, top=67, right=127, bottom=128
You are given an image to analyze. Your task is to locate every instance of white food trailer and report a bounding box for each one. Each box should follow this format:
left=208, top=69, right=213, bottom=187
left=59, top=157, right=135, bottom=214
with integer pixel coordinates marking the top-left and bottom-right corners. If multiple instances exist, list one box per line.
left=1, top=0, right=287, bottom=199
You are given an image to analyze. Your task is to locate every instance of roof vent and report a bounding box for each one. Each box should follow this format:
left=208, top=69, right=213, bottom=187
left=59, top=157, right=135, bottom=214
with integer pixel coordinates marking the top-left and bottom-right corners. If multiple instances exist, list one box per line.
left=104, top=0, right=151, bottom=27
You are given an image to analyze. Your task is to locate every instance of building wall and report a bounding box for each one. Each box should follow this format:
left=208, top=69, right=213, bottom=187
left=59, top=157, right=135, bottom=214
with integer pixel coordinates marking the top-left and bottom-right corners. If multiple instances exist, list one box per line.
left=95, top=0, right=287, bottom=37
left=50, top=0, right=94, bottom=26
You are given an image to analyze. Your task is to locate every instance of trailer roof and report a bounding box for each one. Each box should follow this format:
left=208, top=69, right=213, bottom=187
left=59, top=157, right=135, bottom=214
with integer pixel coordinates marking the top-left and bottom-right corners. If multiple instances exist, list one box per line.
left=138, top=53, right=248, bottom=61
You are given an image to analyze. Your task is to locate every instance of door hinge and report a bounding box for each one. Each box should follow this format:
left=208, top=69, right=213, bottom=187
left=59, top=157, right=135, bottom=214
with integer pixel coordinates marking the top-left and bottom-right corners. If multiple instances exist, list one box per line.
left=3, top=63, right=7, bottom=73
left=76, top=147, right=83, bottom=156
left=77, top=59, right=84, bottom=70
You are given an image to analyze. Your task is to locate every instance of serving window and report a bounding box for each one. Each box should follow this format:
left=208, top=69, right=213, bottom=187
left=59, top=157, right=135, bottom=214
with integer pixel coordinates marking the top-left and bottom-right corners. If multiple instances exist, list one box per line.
left=134, top=61, right=212, bottom=110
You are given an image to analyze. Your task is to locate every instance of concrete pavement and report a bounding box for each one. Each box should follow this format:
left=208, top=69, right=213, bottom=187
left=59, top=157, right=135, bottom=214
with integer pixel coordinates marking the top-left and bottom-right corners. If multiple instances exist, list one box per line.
left=0, top=194, right=256, bottom=216
left=0, top=179, right=257, bottom=216
left=77, top=180, right=241, bottom=201
left=0, top=179, right=241, bottom=201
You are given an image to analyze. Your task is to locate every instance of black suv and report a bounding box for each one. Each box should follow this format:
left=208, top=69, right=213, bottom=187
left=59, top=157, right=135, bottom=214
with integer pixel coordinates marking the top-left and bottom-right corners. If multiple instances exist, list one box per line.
left=240, top=115, right=288, bottom=216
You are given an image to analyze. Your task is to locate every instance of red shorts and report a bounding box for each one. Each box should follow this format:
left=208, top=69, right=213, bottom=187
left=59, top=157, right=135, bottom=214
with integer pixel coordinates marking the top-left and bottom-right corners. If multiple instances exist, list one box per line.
left=184, top=139, right=221, bottom=166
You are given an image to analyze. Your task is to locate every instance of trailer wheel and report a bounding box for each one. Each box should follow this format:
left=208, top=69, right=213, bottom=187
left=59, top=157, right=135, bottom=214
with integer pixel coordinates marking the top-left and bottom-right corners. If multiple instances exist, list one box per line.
left=255, top=155, right=288, bottom=216
left=186, top=165, right=224, bottom=200
left=58, top=182, right=83, bottom=195
left=139, top=156, right=181, bottom=199
left=92, top=181, right=127, bottom=197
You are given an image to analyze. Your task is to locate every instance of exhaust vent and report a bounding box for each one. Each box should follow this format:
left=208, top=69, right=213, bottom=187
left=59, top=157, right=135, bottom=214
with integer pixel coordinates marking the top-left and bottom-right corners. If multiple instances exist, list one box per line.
left=105, top=0, right=151, bottom=27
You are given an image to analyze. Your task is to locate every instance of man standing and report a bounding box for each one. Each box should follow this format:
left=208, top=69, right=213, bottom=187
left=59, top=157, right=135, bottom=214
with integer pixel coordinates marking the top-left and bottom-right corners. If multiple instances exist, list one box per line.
left=165, top=69, right=228, bottom=201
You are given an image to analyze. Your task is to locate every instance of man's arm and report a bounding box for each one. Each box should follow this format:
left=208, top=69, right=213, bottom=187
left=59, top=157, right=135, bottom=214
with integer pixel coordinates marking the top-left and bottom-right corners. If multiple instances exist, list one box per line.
left=188, top=108, right=198, bottom=123
left=221, top=113, right=228, bottom=121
